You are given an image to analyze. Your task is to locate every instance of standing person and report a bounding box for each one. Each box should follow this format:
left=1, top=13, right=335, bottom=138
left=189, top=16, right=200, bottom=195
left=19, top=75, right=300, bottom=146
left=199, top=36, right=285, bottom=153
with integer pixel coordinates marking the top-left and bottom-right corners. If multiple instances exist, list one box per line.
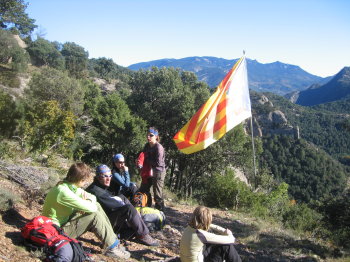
left=86, top=164, right=159, bottom=246
left=42, top=163, right=131, bottom=260
left=180, top=206, right=241, bottom=262
left=111, top=153, right=138, bottom=199
left=139, top=127, right=166, bottom=211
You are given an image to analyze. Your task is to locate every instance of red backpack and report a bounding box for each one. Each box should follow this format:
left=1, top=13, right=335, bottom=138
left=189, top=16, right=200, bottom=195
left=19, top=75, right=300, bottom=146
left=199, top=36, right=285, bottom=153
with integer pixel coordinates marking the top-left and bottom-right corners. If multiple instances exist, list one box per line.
left=21, top=216, right=90, bottom=262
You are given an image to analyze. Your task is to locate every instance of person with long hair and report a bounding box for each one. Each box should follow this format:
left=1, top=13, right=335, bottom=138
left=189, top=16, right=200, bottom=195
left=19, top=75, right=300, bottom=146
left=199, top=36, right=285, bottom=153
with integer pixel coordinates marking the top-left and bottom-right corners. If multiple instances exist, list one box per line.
left=180, top=206, right=241, bottom=262
left=111, top=153, right=138, bottom=199
left=139, top=127, right=166, bottom=211
left=42, top=163, right=130, bottom=260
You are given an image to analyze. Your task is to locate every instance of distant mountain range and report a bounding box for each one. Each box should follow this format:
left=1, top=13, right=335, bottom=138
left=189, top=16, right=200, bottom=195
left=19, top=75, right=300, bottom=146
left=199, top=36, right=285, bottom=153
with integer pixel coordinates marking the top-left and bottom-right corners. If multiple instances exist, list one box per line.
left=289, top=67, right=350, bottom=106
left=128, top=56, right=326, bottom=95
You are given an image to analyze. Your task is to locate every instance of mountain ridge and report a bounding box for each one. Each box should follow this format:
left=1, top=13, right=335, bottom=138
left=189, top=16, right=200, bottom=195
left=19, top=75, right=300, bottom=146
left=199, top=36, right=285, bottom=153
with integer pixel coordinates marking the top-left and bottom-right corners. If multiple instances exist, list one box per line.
left=128, top=56, right=325, bottom=95
left=293, top=67, right=350, bottom=106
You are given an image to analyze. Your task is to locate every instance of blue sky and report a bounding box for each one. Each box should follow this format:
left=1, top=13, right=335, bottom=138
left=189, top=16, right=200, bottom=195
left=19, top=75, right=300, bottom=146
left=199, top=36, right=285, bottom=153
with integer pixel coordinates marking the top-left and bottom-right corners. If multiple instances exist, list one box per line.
left=26, top=0, right=350, bottom=77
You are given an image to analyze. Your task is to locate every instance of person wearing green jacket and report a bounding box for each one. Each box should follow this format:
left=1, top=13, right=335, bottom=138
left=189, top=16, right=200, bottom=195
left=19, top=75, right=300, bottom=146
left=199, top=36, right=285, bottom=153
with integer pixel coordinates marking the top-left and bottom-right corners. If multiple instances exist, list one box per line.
left=42, top=162, right=130, bottom=260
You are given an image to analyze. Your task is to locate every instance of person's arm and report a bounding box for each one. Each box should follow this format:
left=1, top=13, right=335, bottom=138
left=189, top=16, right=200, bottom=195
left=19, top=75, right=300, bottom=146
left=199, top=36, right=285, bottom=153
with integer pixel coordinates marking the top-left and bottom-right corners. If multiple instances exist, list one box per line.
left=87, top=185, right=125, bottom=212
left=123, top=170, right=130, bottom=187
left=112, top=170, right=126, bottom=186
left=57, top=186, right=97, bottom=213
left=154, top=144, right=165, bottom=168
left=196, top=227, right=235, bottom=245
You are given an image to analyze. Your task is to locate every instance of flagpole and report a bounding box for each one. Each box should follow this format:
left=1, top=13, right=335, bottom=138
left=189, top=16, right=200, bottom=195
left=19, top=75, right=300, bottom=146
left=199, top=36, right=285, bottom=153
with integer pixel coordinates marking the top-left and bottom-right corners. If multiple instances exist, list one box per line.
left=250, top=116, right=257, bottom=187
left=244, top=49, right=257, bottom=186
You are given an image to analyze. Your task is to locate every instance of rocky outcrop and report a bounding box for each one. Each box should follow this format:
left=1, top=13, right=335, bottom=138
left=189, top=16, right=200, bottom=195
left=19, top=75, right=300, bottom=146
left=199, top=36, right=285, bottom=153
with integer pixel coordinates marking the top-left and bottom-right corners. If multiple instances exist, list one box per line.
left=251, top=93, right=298, bottom=138
left=92, top=78, right=118, bottom=93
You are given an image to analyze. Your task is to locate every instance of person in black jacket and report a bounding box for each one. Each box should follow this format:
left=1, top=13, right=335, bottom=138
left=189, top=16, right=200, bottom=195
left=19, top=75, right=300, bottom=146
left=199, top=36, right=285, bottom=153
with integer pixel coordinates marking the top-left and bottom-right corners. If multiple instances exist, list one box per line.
left=86, top=164, right=159, bottom=246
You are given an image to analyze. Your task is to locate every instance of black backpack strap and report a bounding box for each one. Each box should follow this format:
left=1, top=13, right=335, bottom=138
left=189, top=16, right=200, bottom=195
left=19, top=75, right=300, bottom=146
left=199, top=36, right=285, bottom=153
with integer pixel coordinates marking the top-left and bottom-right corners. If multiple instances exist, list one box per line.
left=70, top=241, right=90, bottom=262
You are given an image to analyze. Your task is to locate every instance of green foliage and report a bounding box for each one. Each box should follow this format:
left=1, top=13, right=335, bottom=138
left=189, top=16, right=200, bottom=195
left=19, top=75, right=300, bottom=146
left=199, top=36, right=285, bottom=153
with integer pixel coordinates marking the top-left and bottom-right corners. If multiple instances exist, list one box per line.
left=264, top=93, right=350, bottom=164
left=61, top=42, right=89, bottom=78
left=0, top=187, right=21, bottom=212
left=20, top=100, right=76, bottom=152
left=261, top=135, right=347, bottom=203
left=0, top=89, right=19, bottom=137
left=0, top=0, right=37, bottom=36
left=282, top=203, right=322, bottom=233
left=27, top=37, right=65, bottom=69
left=0, top=65, right=20, bottom=87
left=88, top=57, right=131, bottom=81
left=319, top=190, right=350, bottom=247
left=83, top=92, right=146, bottom=163
left=25, top=67, right=85, bottom=115
left=0, top=29, right=29, bottom=71
left=203, top=169, right=254, bottom=210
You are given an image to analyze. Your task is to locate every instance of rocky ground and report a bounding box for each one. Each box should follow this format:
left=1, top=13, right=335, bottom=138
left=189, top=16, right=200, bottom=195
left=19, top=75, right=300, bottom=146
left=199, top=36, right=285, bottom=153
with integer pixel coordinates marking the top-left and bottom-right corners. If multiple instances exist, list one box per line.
left=0, top=161, right=348, bottom=262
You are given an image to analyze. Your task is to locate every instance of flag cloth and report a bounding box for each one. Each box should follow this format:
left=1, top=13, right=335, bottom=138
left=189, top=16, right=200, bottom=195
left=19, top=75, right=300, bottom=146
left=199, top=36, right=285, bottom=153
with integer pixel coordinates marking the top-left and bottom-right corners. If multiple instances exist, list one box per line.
left=173, top=56, right=251, bottom=154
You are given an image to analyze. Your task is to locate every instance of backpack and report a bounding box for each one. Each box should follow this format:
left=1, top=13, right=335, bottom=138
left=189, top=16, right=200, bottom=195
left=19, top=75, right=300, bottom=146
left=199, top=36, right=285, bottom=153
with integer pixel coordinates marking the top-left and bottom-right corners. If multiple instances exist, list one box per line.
left=135, top=206, right=166, bottom=232
left=21, top=216, right=90, bottom=262
left=132, top=192, right=148, bottom=207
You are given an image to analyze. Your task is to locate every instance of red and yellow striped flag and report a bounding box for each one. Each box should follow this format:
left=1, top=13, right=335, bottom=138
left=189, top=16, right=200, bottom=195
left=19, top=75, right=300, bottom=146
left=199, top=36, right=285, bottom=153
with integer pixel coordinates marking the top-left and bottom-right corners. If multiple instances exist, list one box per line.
left=173, top=56, right=251, bottom=154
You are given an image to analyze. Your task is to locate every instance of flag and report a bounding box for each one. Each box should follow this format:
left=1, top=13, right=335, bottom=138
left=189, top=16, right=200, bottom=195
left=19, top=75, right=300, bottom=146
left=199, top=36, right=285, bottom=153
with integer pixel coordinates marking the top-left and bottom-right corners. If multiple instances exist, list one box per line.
left=173, top=56, right=251, bottom=154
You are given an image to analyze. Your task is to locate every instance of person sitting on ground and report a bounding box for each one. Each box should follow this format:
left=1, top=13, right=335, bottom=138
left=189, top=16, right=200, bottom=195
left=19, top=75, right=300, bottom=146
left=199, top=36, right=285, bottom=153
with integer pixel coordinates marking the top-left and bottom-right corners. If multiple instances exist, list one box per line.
left=180, top=206, right=241, bottom=262
left=86, top=164, right=159, bottom=246
left=42, top=162, right=130, bottom=260
left=111, top=153, right=138, bottom=199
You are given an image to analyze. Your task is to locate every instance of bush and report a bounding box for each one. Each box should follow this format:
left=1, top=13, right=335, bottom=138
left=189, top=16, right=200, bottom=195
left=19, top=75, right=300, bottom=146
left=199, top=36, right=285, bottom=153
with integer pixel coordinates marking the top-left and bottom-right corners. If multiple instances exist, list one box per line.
left=20, top=100, right=76, bottom=153
left=0, top=29, right=29, bottom=72
left=283, top=202, right=323, bottom=232
left=27, top=37, right=65, bottom=69
left=25, top=67, right=85, bottom=115
left=0, top=187, right=21, bottom=212
left=0, top=90, right=19, bottom=137
left=203, top=169, right=254, bottom=210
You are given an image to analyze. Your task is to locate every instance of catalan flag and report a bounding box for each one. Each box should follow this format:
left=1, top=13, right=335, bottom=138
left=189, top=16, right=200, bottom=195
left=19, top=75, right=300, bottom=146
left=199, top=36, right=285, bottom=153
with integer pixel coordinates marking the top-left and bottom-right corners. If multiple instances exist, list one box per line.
left=173, top=56, right=251, bottom=154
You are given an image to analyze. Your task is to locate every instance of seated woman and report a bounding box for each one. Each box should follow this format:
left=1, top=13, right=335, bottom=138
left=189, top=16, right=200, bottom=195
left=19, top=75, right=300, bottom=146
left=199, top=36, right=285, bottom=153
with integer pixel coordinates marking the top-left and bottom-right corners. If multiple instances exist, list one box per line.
left=180, top=206, right=241, bottom=262
left=42, top=162, right=130, bottom=260
left=111, top=153, right=138, bottom=199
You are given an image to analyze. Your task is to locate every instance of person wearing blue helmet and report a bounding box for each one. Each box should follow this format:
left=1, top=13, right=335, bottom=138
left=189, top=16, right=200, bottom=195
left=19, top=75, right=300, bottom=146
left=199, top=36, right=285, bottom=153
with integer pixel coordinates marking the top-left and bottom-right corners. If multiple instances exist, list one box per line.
left=86, top=164, right=159, bottom=246
left=43, top=163, right=131, bottom=259
left=111, top=153, right=138, bottom=199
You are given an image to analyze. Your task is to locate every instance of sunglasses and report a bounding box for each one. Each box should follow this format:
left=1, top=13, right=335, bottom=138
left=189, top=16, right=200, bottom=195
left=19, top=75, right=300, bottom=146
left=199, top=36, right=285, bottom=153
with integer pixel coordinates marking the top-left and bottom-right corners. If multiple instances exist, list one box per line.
left=100, top=174, right=112, bottom=178
left=147, top=134, right=155, bottom=137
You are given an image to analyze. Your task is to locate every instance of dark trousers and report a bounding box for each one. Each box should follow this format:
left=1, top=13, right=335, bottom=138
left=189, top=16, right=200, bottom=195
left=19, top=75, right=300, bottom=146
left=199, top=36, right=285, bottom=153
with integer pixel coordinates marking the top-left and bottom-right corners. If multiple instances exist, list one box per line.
left=108, top=204, right=149, bottom=239
left=203, top=243, right=242, bottom=262
left=139, top=178, right=153, bottom=207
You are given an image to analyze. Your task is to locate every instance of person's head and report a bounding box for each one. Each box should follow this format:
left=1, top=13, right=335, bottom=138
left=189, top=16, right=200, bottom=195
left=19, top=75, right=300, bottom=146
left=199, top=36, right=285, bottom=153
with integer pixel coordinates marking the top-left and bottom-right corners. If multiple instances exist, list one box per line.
left=95, top=164, right=112, bottom=187
left=113, top=153, right=125, bottom=170
left=147, top=127, right=159, bottom=144
left=188, top=206, right=212, bottom=231
left=65, top=163, right=91, bottom=187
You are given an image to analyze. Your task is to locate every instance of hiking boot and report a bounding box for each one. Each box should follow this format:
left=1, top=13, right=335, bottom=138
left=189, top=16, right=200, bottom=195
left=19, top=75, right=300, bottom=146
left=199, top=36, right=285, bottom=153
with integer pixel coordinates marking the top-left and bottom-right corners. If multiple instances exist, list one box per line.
left=105, top=245, right=131, bottom=259
left=138, top=234, right=159, bottom=246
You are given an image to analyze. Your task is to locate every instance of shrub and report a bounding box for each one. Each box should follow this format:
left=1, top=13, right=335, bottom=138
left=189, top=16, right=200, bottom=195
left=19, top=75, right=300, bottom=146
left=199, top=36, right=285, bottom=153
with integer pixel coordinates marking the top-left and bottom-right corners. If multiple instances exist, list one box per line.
left=0, top=29, right=29, bottom=72
left=0, top=89, right=19, bottom=138
left=0, top=188, right=21, bottom=212
left=283, top=202, right=323, bottom=232
left=20, top=100, right=76, bottom=153
left=203, top=169, right=254, bottom=210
